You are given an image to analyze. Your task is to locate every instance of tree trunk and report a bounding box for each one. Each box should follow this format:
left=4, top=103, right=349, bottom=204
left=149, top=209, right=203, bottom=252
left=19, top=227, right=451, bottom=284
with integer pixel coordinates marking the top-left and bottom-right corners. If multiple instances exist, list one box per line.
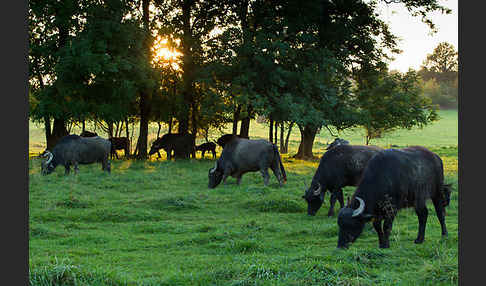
left=157, top=122, right=162, bottom=138
left=46, top=118, right=68, bottom=150
left=274, top=121, right=278, bottom=145
left=293, top=124, right=318, bottom=160
left=269, top=117, right=273, bottom=143
left=108, top=121, right=114, bottom=138
left=240, top=116, right=250, bottom=138
left=82, top=120, right=85, bottom=133
left=279, top=122, right=285, bottom=153
left=137, top=91, right=150, bottom=159
left=125, top=118, right=130, bottom=156
left=137, top=0, right=151, bottom=159
left=284, top=122, right=294, bottom=154
left=179, top=0, right=195, bottom=135
left=168, top=117, right=173, bottom=134
left=232, top=104, right=240, bottom=135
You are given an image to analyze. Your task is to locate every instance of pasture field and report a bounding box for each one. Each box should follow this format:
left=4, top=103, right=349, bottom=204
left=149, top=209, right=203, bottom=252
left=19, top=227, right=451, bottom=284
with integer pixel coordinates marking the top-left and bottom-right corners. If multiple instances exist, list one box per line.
left=29, top=110, right=458, bottom=285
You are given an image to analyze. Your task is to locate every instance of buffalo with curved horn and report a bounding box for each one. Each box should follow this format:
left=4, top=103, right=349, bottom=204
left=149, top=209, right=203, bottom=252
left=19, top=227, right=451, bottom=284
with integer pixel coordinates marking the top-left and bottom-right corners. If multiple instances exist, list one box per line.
left=41, top=135, right=111, bottom=175
left=337, top=146, right=452, bottom=249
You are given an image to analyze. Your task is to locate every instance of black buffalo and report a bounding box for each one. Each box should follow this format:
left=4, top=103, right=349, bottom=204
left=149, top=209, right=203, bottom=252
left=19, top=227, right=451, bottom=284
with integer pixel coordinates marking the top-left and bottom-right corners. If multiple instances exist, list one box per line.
left=195, top=142, right=217, bottom=159
left=326, top=138, right=349, bottom=150
left=109, top=137, right=130, bottom=159
left=148, top=133, right=195, bottom=160
left=79, top=130, right=98, bottom=137
left=216, top=134, right=249, bottom=148
left=208, top=137, right=286, bottom=188
left=41, top=135, right=111, bottom=175
left=302, top=144, right=382, bottom=217
left=337, top=146, right=452, bottom=249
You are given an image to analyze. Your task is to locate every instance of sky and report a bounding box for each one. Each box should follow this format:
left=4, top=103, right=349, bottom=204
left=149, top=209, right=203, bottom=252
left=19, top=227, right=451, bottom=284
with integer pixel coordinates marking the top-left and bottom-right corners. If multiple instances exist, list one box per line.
left=376, top=0, right=458, bottom=72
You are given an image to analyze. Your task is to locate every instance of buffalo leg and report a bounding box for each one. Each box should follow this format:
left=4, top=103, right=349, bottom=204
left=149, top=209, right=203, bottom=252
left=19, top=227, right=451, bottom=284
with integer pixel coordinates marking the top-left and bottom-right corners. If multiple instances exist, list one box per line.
left=260, top=168, right=270, bottom=186
left=432, top=196, right=448, bottom=237
left=373, top=219, right=387, bottom=248
left=202, top=150, right=206, bottom=159
left=157, top=150, right=162, bottom=159
left=337, top=189, right=345, bottom=209
left=328, top=190, right=339, bottom=217
left=414, top=204, right=428, bottom=244
left=73, top=162, right=79, bottom=174
left=382, top=218, right=394, bottom=248
left=236, top=174, right=242, bottom=185
left=212, top=150, right=216, bottom=159
left=64, top=164, right=71, bottom=175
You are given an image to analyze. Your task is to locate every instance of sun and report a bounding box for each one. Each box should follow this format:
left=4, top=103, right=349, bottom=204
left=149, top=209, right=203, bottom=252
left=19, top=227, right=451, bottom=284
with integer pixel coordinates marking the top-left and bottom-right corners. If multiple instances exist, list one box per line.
left=151, top=35, right=182, bottom=70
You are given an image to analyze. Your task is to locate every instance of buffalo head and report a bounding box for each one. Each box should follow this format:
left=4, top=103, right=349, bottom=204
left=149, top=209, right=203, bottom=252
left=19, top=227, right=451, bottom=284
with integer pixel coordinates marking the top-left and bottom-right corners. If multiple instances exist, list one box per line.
left=337, top=197, right=371, bottom=249
left=302, top=182, right=325, bottom=216
left=148, top=139, right=165, bottom=156
left=208, top=163, right=223, bottom=188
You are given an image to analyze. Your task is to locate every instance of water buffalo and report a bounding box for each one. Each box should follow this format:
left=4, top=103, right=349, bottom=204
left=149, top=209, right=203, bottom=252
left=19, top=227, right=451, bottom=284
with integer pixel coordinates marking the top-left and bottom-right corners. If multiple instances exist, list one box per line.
left=326, top=138, right=349, bottom=150
left=208, top=137, right=286, bottom=188
left=41, top=135, right=111, bottom=175
left=148, top=133, right=195, bottom=160
left=337, top=146, right=452, bottom=249
left=302, top=144, right=382, bottom=217
left=195, top=142, right=217, bottom=159
left=79, top=130, right=98, bottom=137
left=216, top=134, right=249, bottom=148
left=109, top=137, right=130, bottom=159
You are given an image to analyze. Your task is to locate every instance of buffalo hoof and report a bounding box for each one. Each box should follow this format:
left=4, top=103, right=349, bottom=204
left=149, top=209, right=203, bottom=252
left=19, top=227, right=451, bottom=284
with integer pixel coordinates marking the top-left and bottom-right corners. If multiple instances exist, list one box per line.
left=327, top=212, right=335, bottom=217
left=414, top=238, right=424, bottom=244
left=379, top=243, right=390, bottom=249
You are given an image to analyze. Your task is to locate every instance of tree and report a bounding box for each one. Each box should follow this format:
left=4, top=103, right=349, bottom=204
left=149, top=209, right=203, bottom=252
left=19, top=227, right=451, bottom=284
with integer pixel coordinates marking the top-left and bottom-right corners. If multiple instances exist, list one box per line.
left=355, top=69, right=439, bottom=145
left=419, top=42, right=458, bottom=83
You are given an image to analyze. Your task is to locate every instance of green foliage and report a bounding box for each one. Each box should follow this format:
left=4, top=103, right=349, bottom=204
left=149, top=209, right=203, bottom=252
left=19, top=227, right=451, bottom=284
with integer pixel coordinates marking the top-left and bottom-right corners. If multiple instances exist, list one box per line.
left=421, top=78, right=458, bottom=109
left=355, top=69, right=439, bottom=144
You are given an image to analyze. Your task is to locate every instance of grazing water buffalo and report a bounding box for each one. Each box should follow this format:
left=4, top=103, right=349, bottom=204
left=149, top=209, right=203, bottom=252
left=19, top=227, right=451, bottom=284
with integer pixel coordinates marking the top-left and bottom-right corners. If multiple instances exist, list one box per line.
left=79, top=130, right=98, bottom=137
left=216, top=134, right=249, bottom=148
left=326, top=138, right=349, bottom=150
left=109, top=137, right=130, bottom=159
left=208, top=137, right=286, bottom=188
left=41, top=135, right=111, bottom=175
left=195, top=142, right=217, bottom=159
left=336, top=146, right=452, bottom=249
left=302, top=144, right=382, bottom=217
left=148, top=133, right=195, bottom=160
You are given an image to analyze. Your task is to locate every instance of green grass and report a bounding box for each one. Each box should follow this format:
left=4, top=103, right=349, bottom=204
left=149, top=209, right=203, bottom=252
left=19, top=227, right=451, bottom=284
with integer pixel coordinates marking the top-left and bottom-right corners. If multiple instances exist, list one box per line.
left=29, top=110, right=458, bottom=285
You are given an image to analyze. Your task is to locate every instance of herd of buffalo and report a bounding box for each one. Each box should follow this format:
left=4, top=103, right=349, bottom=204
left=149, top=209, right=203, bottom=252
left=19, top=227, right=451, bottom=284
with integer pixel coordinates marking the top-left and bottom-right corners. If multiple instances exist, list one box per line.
left=38, top=132, right=453, bottom=249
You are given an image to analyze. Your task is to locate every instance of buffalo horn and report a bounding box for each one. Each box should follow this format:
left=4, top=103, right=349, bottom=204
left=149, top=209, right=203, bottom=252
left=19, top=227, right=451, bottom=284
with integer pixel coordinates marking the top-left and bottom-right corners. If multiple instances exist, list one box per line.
left=313, top=182, right=322, bottom=196
left=44, top=151, right=54, bottom=165
left=352, top=197, right=365, bottom=217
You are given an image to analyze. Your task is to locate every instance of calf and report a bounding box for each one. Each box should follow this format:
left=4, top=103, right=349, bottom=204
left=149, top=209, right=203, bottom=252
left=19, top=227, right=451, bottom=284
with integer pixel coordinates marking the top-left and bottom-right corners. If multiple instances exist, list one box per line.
left=195, top=142, right=217, bottom=159
left=109, top=137, right=130, bottom=159
left=302, top=144, right=382, bottom=217
left=337, top=146, right=452, bottom=249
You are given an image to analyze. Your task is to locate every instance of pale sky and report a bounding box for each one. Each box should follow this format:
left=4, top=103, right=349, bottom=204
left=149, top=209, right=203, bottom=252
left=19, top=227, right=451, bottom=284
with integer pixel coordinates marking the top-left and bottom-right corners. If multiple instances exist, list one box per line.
left=376, top=0, right=458, bottom=72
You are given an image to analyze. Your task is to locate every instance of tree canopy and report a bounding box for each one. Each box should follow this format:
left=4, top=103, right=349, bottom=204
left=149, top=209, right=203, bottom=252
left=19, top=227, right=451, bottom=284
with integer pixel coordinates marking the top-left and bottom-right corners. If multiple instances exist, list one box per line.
left=29, top=0, right=453, bottom=159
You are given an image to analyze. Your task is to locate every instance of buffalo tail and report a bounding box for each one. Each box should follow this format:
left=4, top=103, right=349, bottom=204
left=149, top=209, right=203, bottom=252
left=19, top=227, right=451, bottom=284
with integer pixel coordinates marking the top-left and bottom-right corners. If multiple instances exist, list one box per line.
left=273, top=144, right=287, bottom=183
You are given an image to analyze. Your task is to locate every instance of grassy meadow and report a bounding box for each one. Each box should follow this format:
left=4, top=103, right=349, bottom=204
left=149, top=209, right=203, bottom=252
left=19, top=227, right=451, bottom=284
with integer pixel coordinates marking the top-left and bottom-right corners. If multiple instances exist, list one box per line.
left=29, top=110, right=458, bottom=285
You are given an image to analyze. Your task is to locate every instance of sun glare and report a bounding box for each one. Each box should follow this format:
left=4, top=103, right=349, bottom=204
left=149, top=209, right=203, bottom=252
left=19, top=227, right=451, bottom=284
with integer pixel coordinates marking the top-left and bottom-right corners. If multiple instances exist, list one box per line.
left=152, top=36, right=182, bottom=70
